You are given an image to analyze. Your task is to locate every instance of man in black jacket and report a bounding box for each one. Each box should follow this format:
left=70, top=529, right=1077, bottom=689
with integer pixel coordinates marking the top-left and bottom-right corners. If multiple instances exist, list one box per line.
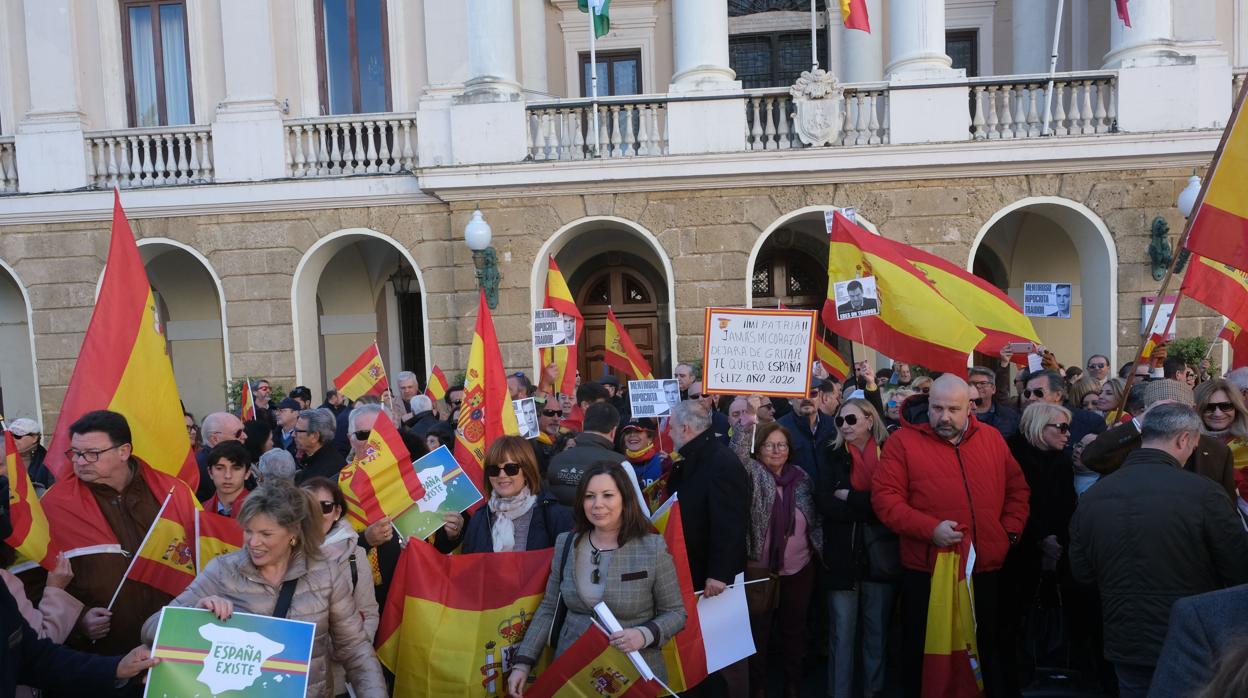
left=1150, top=583, right=1248, bottom=695
left=547, top=402, right=624, bottom=506
left=1069, top=403, right=1248, bottom=698
left=293, top=408, right=346, bottom=484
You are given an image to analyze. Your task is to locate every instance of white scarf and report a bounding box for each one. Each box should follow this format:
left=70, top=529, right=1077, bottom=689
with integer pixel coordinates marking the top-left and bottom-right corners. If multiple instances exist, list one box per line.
left=489, top=487, right=537, bottom=552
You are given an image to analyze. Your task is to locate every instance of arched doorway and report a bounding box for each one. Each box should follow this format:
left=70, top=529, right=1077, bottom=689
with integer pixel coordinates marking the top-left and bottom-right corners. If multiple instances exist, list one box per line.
left=0, top=260, right=39, bottom=422
left=970, top=198, right=1118, bottom=367
left=532, top=217, right=675, bottom=382
left=292, top=229, right=428, bottom=396
left=138, top=240, right=229, bottom=421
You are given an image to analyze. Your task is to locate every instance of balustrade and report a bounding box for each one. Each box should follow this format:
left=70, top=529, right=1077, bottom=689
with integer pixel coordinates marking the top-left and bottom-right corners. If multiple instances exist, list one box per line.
left=525, top=98, right=667, bottom=161
left=744, top=85, right=889, bottom=150
left=284, top=114, right=416, bottom=177
left=0, top=137, right=16, bottom=192
left=85, top=126, right=214, bottom=189
left=970, top=74, right=1116, bottom=140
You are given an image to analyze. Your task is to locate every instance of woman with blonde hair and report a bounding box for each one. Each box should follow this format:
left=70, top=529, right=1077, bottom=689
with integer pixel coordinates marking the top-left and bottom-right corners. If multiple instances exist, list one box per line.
left=1194, top=378, right=1248, bottom=510
left=1096, top=377, right=1128, bottom=423
left=1070, top=376, right=1103, bottom=414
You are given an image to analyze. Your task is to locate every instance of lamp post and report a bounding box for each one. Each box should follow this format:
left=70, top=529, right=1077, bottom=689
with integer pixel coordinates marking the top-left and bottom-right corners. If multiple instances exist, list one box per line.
left=465, top=208, right=500, bottom=309
left=388, top=263, right=416, bottom=374
left=1176, top=173, right=1201, bottom=219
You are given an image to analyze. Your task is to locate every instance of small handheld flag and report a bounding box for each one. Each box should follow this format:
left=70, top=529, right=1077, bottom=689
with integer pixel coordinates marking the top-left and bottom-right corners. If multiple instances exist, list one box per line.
left=338, top=410, right=423, bottom=531
left=605, top=308, right=654, bottom=380
left=424, top=365, right=449, bottom=403
left=239, top=378, right=256, bottom=421
left=333, top=341, right=388, bottom=401
left=3, top=431, right=62, bottom=571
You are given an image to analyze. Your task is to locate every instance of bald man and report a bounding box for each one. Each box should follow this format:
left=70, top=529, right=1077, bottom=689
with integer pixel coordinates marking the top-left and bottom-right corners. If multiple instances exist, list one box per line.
left=871, top=374, right=1030, bottom=697
left=196, top=412, right=247, bottom=501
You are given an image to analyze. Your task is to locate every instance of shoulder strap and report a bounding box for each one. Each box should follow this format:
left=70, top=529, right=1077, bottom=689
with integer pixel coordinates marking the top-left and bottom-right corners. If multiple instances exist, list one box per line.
left=273, top=578, right=299, bottom=619
left=348, top=553, right=359, bottom=589
left=556, top=532, right=575, bottom=584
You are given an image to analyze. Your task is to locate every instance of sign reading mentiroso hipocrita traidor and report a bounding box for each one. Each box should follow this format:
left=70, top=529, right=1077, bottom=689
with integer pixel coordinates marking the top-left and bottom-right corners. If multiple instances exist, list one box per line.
left=701, top=308, right=816, bottom=398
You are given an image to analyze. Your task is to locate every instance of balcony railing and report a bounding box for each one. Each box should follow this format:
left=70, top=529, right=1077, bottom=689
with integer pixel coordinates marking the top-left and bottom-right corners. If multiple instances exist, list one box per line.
left=970, top=72, right=1116, bottom=140
left=0, top=137, right=16, bottom=192
left=525, top=95, right=668, bottom=161
left=85, top=125, right=214, bottom=189
left=284, top=113, right=417, bottom=178
left=745, top=83, right=889, bottom=150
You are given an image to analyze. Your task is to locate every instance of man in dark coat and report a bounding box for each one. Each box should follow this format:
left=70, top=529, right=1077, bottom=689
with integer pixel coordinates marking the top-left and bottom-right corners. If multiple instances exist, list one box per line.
left=969, top=366, right=1020, bottom=438
left=547, top=402, right=624, bottom=506
left=1021, top=370, right=1105, bottom=454
left=405, top=394, right=440, bottom=439
left=1069, top=403, right=1248, bottom=698
left=1150, top=583, right=1248, bottom=695
left=293, top=408, right=346, bottom=484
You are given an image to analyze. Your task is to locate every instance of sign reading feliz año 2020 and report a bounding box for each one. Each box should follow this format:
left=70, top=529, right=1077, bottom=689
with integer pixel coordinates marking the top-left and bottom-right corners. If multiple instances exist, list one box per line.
left=701, top=308, right=817, bottom=398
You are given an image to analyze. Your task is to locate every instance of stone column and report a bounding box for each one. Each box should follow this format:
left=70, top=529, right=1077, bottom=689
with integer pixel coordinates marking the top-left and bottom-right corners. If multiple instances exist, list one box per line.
left=212, top=0, right=286, bottom=181
left=14, top=0, right=89, bottom=192
left=670, top=0, right=738, bottom=92
left=885, top=0, right=956, bottom=79
left=885, top=0, right=968, bottom=144
left=1012, top=0, right=1051, bottom=74
left=464, top=0, right=521, bottom=98
left=518, top=0, right=549, bottom=95
left=840, top=0, right=885, bottom=82
left=446, top=0, right=525, bottom=164
left=1103, top=0, right=1177, bottom=67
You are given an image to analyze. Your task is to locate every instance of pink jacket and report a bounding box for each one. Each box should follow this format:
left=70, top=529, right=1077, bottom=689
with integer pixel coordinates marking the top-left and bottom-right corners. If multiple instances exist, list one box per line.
left=3, top=568, right=85, bottom=698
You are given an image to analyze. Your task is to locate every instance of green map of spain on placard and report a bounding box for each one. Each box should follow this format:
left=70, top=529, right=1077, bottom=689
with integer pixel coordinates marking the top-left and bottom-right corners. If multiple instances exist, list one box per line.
left=145, top=607, right=316, bottom=698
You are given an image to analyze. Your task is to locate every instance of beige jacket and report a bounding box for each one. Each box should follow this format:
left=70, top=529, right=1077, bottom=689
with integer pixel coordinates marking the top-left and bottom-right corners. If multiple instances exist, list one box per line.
left=323, top=519, right=380, bottom=696
left=4, top=568, right=84, bottom=698
left=141, top=548, right=386, bottom=698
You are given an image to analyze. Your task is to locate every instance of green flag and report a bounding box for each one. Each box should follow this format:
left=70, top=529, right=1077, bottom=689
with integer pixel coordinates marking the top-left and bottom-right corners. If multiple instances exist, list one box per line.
left=577, top=0, right=610, bottom=38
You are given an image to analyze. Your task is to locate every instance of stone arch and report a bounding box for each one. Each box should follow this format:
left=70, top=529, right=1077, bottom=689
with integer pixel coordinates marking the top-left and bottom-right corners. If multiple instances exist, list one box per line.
left=0, top=258, right=40, bottom=422
left=744, top=205, right=881, bottom=309
left=291, top=228, right=429, bottom=395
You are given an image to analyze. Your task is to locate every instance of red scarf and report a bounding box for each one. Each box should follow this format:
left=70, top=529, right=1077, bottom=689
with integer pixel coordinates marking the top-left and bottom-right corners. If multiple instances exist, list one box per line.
left=625, top=442, right=659, bottom=465
left=848, top=441, right=881, bottom=490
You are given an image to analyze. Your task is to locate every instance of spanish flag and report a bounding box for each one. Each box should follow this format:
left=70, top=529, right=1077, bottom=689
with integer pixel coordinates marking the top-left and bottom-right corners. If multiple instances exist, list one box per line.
left=425, top=365, right=450, bottom=403
left=605, top=308, right=654, bottom=380
left=334, top=341, right=389, bottom=401
left=922, top=540, right=983, bottom=698
left=526, top=623, right=661, bottom=698
left=541, top=256, right=584, bottom=397
left=42, top=461, right=189, bottom=558
left=1181, top=254, right=1248, bottom=333
left=3, top=431, right=61, bottom=571
left=815, top=334, right=850, bottom=382
left=1140, top=332, right=1166, bottom=360
left=376, top=540, right=554, bottom=697
left=238, top=378, right=256, bottom=421
left=1184, top=82, right=1248, bottom=269
left=195, top=509, right=243, bottom=574
left=822, top=212, right=985, bottom=375
left=1221, top=321, right=1248, bottom=369
left=44, top=191, right=198, bottom=488
left=650, top=497, right=708, bottom=693
left=455, top=289, right=520, bottom=496
left=840, top=0, right=870, bottom=32
left=124, top=485, right=199, bottom=598
left=338, top=409, right=424, bottom=531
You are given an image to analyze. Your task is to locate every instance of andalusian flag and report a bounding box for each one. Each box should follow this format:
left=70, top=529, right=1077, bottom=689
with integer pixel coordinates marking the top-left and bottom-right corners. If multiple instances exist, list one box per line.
left=123, top=486, right=199, bottom=599
left=541, top=256, right=584, bottom=397
left=822, top=212, right=984, bottom=375
left=922, top=542, right=983, bottom=698
left=333, top=342, right=388, bottom=401
left=650, top=497, right=708, bottom=693
left=527, top=623, right=660, bottom=698
left=338, top=409, right=424, bottom=531
left=815, top=334, right=850, bottom=382
left=4, top=431, right=61, bottom=571
left=45, top=191, right=198, bottom=488
left=605, top=308, right=654, bottom=380
left=195, top=509, right=243, bottom=574
left=1184, top=81, right=1248, bottom=268
left=840, top=0, right=870, bottom=32
left=455, top=289, right=520, bottom=496
left=376, top=541, right=554, bottom=697
left=425, top=365, right=450, bottom=402
left=1181, top=255, right=1248, bottom=333
left=238, top=378, right=256, bottom=421
left=578, top=0, right=610, bottom=38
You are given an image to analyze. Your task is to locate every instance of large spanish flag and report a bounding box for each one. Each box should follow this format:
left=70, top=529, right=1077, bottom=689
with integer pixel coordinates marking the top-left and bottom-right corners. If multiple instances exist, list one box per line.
left=822, top=212, right=984, bottom=375
left=4, top=431, right=61, bottom=571
left=541, top=256, right=585, bottom=396
left=195, top=509, right=243, bottom=574
left=840, top=0, right=870, bottom=32
left=455, top=289, right=520, bottom=496
left=124, top=485, right=199, bottom=598
left=238, top=378, right=256, bottom=421
left=425, top=365, right=450, bottom=403
left=605, top=308, right=654, bottom=380
left=1184, top=82, right=1248, bottom=269
left=1181, top=254, right=1248, bottom=332
left=526, top=622, right=661, bottom=698
left=1222, top=321, right=1248, bottom=370
left=650, top=497, right=708, bottom=693
left=333, top=341, right=389, bottom=401
left=338, top=409, right=423, bottom=530
left=922, top=541, right=983, bottom=698
left=376, top=540, right=554, bottom=697
left=815, top=333, right=850, bottom=382
left=44, top=191, right=197, bottom=488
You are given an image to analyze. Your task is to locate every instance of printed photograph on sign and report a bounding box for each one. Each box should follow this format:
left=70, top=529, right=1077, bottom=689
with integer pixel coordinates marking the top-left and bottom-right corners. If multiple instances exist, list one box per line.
left=833, top=276, right=880, bottom=320
left=513, top=397, right=539, bottom=438
left=390, top=446, right=483, bottom=542
left=532, top=308, right=571, bottom=348
left=823, top=207, right=858, bottom=231
left=628, top=379, right=681, bottom=417
left=1023, top=282, right=1072, bottom=319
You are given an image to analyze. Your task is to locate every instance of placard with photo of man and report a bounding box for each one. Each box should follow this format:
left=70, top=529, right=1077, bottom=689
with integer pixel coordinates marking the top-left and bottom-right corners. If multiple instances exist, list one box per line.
left=833, top=276, right=880, bottom=320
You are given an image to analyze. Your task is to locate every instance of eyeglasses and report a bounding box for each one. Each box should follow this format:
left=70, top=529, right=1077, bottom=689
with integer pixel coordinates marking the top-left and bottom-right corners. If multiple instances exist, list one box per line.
left=969, top=381, right=992, bottom=389
left=450, top=399, right=463, bottom=407
left=209, top=428, right=245, bottom=440
left=835, top=414, right=861, bottom=427
left=292, top=428, right=310, bottom=435
left=318, top=500, right=337, bottom=514
left=1045, top=422, right=1071, bottom=433
left=64, top=444, right=124, bottom=463
left=688, top=393, right=703, bottom=400
left=1023, top=388, right=1046, bottom=399
left=1087, top=362, right=1107, bottom=369
left=1204, top=402, right=1236, bottom=414
left=761, top=442, right=789, bottom=452
left=484, top=463, right=522, bottom=478
left=541, top=410, right=564, bottom=418
left=353, top=430, right=372, bottom=441
left=918, top=387, right=931, bottom=395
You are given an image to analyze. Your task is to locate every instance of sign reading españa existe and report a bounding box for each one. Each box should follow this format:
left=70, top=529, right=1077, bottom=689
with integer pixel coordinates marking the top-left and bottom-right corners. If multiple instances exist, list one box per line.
left=701, top=307, right=817, bottom=398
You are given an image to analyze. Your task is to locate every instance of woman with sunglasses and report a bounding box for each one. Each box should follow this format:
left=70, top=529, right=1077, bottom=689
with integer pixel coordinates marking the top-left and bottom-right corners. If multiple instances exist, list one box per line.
left=1194, top=379, right=1248, bottom=511
left=440, top=435, right=572, bottom=554
left=818, top=397, right=894, bottom=698
left=300, top=476, right=379, bottom=698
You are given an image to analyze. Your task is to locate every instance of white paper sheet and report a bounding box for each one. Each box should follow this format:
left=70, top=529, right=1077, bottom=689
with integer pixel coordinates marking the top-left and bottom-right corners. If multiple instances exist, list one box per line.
left=695, top=572, right=756, bottom=673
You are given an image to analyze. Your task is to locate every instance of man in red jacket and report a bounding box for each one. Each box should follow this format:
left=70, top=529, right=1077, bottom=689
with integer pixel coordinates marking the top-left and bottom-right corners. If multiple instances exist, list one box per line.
left=872, top=374, right=1030, bottom=697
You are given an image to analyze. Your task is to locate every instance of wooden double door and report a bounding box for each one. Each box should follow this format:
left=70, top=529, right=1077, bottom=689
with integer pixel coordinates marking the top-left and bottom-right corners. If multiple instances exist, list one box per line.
left=576, top=266, right=661, bottom=382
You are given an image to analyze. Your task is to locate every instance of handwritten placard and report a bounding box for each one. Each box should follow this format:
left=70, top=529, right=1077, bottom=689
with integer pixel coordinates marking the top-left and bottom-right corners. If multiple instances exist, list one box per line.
left=701, top=308, right=816, bottom=398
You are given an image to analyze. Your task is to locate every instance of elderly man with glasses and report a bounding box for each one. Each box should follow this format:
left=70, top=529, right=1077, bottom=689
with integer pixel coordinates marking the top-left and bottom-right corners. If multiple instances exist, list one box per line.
left=293, top=408, right=345, bottom=485
left=1086, top=354, right=1111, bottom=383
left=194, top=412, right=247, bottom=501
left=968, top=366, right=1020, bottom=438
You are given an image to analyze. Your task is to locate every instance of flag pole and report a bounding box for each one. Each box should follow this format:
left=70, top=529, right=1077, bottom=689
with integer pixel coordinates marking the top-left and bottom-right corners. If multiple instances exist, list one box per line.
left=589, top=4, right=601, bottom=158
left=810, top=0, right=819, bottom=71
left=108, top=488, right=175, bottom=611
left=1041, top=0, right=1065, bottom=135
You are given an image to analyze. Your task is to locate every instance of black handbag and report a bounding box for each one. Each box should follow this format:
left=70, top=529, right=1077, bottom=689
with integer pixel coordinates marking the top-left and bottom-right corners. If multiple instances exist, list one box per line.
left=861, top=521, right=902, bottom=583
left=548, top=533, right=575, bottom=647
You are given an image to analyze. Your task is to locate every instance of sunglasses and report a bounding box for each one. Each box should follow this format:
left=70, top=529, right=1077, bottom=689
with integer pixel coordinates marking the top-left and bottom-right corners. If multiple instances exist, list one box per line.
left=1046, top=422, right=1071, bottom=433
left=353, top=430, right=371, bottom=441
left=688, top=393, right=703, bottom=400
left=1204, top=402, right=1236, bottom=414
left=450, top=399, right=463, bottom=407
left=541, top=409, right=564, bottom=418
left=209, top=428, right=246, bottom=440
left=835, top=414, right=862, bottom=427
left=318, top=500, right=337, bottom=514
left=1023, top=388, right=1046, bottom=399
left=485, top=463, right=522, bottom=478
left=1087, top=363, right=1107, bottom=369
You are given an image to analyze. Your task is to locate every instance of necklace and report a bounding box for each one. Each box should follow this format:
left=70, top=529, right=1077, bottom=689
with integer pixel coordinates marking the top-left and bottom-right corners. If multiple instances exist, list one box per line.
left=588, top=537, right=618, bottom=585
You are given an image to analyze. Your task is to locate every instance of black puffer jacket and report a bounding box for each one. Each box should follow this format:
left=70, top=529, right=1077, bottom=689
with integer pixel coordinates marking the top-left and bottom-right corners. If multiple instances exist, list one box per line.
left=817, top=441, right=892, bottom=590
left=1006, top=433, right=1077, bottom=573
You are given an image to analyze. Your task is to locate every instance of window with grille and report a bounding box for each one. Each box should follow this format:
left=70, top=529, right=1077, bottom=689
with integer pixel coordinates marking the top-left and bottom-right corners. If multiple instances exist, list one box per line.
left=120, top=0, right=193, bottom=127
left=946, top=29, right=980, bottom=78
left=316, top=0, right=392, bottom=115
left=729, top=32, right=828, bottom=89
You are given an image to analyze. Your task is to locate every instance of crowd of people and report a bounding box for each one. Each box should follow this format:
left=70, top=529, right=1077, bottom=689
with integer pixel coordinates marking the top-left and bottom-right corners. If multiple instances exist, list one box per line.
left=5, top=347, right=1248, bottom=698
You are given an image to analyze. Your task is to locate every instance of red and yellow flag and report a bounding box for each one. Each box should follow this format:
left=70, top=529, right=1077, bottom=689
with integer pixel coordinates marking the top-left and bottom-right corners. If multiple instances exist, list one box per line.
left=338, top=410, right=423, bottom=531
left=1116, top=0, right=1131, bottom=27
left=239, top=378, right=256, bottom=421
left=815, top=334, right=850, bottom=382
left=1181, top=255, right=1248, bottom=333
left=195, top=509, right=243, bottom=574
left=840, top=0, right=870, bottom=32
left=1140, top=332, right=1166, bottom=360
left=126, top=486, right=199, bottom=598
left=526, top=622, right=661, bottom=698
left=377, top=540, right=554, bottom=697
left=1184, top=83, right=1248, bottom=268
left=922, top=541, right=983, bottom=698
left=650, top=497, right=708, bottom=693
left=455, top=289, right=520, bottom=497
left=45, top=191, right=197, bottom=488
left=822, top=212, right=985, bottom=375
left=541, top=256, right=585, bottom=396
left=4, top=431, right=61, bottom=571
left=1220, top=321, right=1248, bottom=370
left=334, top=342, right=388, bottom=401
left=425, top=365, right=450, bottom=403
left=605, top=308, right=654, bottom=380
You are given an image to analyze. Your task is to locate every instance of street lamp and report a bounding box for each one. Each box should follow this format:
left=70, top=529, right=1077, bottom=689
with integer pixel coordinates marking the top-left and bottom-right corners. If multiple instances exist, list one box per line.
left=465, top=208, right=500, bottom=309
left=1176, top=173, right=1201, bottom=219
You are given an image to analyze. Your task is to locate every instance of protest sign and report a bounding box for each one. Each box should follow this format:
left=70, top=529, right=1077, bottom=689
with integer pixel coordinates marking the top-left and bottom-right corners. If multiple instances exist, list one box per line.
left=513, top=397, right=539, bottom=439
left=1140, top=295, right=1178, bottom=339
left=822, top=207, right=858, bottom=228
left=533, top=309, right=577, bottom=348
left=391, top=446, right=483, bottom=542
left=628, top=379, right=681, bottom=417
left=702, top=308, right=816, bottom=398
left=832, top=276, right=880, bottom=321
left=1023, top=282, right=1073, bottom=319
left=146, top=607, right=315, bottom=698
